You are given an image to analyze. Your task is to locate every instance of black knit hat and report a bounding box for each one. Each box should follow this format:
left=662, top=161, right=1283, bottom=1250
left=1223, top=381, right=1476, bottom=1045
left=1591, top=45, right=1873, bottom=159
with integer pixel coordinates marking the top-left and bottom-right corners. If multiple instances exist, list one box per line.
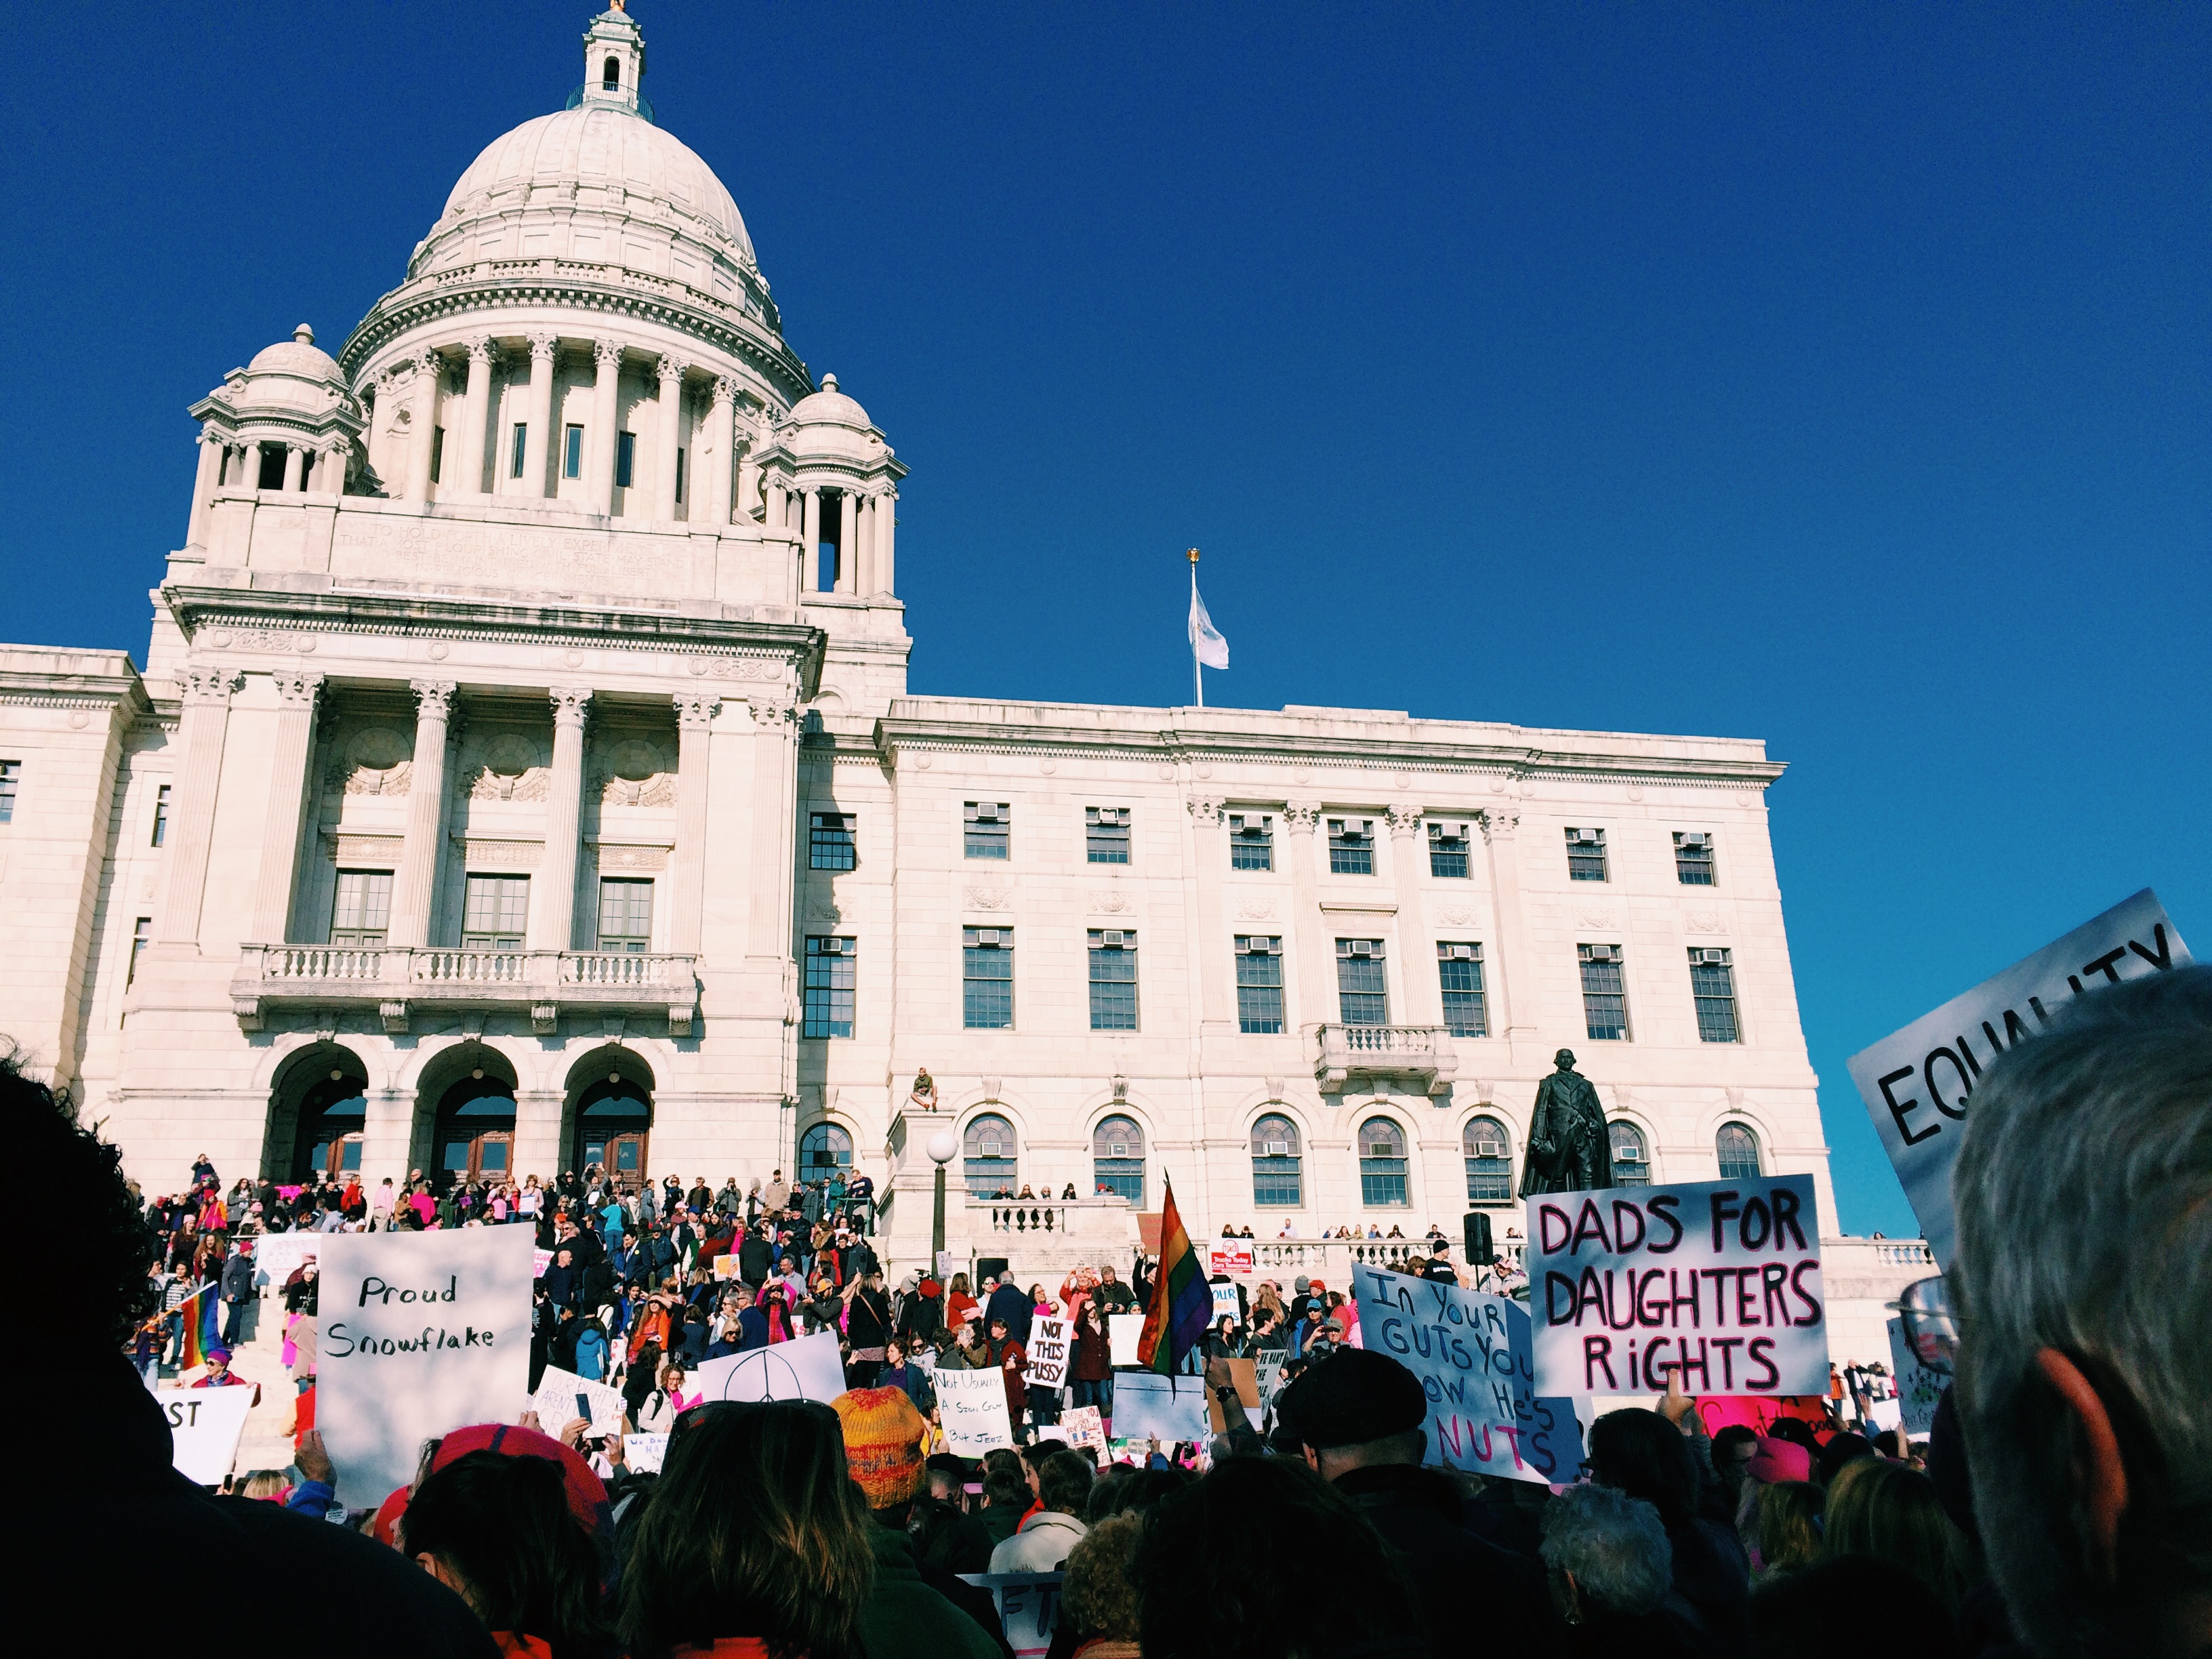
left=1276, top=1348, right=1429, bottom=1451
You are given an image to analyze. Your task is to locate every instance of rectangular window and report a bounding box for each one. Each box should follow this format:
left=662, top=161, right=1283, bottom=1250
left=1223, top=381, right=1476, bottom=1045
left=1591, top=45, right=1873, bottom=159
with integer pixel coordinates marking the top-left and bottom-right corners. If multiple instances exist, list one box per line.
left=510, top=423, right=528, bottom=479
left=1690, top=947, right=1741, bottom=1043
left=562, top=424, right=584, bottom=479
left=1674, top=832, right=1717, bottom=886
left=1336, top=939, right=1389, bottom=1025
left=1088, top=929, right=1139, bottom=1030
left=803, top=936, right=856, bottom=1038
left=428, top=426, right=445, bottom=485
left=462, top=874, right=530, bottom=949
left=1234, top=935, right=1285, bottom=1033
left=1327, top=817, right=1374, bottom=876
left=615, top=430, right=636, bottom=489
left=1428, top=821, right=1471, bottom=879
left=962, top=927, right=1013, bottom=1029
left=1579, top=943, right=1631, bottom=1040
left=150, top=783, right=171, bottom=847
left=330, top=870, right=394, bottom=946
left=127, top=916, right=152, bottom=985
left=0, top=760, right=17, bottom=823
left=1437, top=942, right=1488, bottom=1038
left=596, top=878, right=653, bottom=953
left=1085, top=805, right=1130, bottom=865
left=809, top=811, right=857, bottom=871
left=1566, top=827, right=1608, bottom=882
left=674, top=447, right=687, bottom=504
left=963, top=801, right=1009, bottom=860
left=1228, top=813, right=1274, bottom=872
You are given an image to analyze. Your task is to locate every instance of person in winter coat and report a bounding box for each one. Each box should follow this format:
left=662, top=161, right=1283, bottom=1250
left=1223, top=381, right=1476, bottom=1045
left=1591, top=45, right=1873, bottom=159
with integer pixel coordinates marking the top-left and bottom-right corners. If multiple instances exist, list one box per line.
left=987, top=1317, right=1028, bottom=1434
left=571, top=1319, right=610, bottom=1383
left=539, top=1248, right=580, bottom=1312
left=1069, top=1299, right=1113, bottom=1416
left=219, top=1242, right=255, bottom=1346
left=989, top=1450, right=1092, bottom=1572
left=737, top=1224, right=773, bottom=1289
left=985, top=1277, right=1034, bottom=1346
left=878, top=1337, right=934, bottom=1414
left=846, top=1273, right=893, bottom=1387
left=633, top=1361, right=693, bottom=1433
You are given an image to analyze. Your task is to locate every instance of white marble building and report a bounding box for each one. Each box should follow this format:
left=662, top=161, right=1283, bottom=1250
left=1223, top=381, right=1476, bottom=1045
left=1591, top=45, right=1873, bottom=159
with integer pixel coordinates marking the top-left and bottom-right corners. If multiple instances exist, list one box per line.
left=0, top=5, right=1927, bottom=1351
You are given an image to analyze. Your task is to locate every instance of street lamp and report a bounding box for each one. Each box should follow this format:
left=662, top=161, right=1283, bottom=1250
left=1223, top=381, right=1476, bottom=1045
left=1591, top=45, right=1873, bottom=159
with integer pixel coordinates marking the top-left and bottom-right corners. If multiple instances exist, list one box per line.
left=927, top=1130, right=958, bottom=1271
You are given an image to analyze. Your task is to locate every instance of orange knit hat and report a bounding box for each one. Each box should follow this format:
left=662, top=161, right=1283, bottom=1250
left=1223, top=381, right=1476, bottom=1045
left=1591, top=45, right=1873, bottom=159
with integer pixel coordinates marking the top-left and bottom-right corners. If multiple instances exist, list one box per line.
left=832, top=1385, right=928, bottom=1509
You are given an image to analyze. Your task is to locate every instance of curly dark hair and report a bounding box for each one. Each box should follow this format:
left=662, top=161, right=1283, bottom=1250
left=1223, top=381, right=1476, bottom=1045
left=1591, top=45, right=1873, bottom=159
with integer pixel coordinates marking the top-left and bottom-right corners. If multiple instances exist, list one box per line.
left=7, top=1047, right=158, bottom=1350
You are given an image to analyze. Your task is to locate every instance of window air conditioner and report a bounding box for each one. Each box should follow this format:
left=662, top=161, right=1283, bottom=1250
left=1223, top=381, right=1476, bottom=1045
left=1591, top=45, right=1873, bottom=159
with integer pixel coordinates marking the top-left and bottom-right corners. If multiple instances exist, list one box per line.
left=1366, top=1143, right=1395, bottom=1158
left=1101, top=930, right=1126, bottom=947
left=1442, top=944, right=1473, bottom=960
left=979, top=1141, right=1002, bottom=1157
left=976, top=930, right=1001, bottom=945
left=1570, top=830, right=1599, bottom=844
left=1681, top=834, right=1707, bottom=848
left=1107, top=1143, right=1129, bottom=1158
left=1475, top=1141, right=1504, bottom=1159
left=1350, top=941, right=1374, bottom=956
left=1262, top=1141, right=1290, bottom=1157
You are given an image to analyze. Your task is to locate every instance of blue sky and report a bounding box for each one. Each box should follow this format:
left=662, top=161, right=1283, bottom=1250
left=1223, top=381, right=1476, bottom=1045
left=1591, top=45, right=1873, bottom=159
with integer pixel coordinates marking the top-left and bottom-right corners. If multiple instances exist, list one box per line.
left=4, top=3, right=2205, bottom=1234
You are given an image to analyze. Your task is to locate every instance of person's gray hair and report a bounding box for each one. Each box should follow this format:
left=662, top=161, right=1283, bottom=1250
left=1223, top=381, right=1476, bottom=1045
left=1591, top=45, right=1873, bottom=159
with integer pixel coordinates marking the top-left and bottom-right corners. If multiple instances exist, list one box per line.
left=1538, top=1481, right=1673, bottom=1614
left=1952, top=962, right=2212, bottom=1659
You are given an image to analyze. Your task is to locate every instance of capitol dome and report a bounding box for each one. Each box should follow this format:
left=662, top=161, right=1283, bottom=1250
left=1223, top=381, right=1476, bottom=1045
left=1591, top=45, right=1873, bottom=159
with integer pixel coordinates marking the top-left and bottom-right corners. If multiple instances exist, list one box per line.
left=247, top=323, right=342, bottom=382
left=787, top=373, right=872, bottom=431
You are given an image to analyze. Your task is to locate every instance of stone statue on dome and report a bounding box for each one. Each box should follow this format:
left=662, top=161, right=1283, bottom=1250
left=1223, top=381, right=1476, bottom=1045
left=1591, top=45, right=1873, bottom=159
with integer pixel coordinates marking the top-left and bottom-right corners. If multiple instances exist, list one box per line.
left=1519, top=1049, right=1614, bottom=1194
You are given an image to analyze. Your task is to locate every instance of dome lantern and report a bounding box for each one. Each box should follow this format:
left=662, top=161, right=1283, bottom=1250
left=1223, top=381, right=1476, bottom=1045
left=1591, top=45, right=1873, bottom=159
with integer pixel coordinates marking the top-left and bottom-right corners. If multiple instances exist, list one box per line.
left=581, top=2, right=646, bottom=117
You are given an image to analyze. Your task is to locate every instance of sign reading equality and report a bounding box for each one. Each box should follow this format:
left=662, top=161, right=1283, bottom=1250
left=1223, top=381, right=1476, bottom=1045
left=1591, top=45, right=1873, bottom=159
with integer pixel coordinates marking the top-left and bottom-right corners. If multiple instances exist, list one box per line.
left=1846, top=888, right=2188, bottom=1269
left=1527, top=1174, right=1826, bottom=1399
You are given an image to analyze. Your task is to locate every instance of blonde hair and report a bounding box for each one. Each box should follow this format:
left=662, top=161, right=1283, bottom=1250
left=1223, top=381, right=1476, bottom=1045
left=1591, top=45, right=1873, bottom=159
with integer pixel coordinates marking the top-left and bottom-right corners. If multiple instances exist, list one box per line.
left=1756, top=1479, right=1824, bottom=1577
left=1822, top=1457, right=1977, bottom=1610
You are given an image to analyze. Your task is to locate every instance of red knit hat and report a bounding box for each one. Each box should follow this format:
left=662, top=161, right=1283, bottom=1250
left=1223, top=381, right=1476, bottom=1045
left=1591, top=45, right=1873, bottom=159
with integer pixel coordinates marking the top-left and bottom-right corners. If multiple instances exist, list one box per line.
left=832, top=1387, right=928, bottom=1509
left=375, top=1422, right=613, bottom=1549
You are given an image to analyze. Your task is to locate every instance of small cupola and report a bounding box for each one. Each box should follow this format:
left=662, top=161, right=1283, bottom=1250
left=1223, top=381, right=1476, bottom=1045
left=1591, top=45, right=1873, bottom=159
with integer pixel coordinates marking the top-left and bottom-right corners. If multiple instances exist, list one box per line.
left=581, top=1, right=646, bottom=115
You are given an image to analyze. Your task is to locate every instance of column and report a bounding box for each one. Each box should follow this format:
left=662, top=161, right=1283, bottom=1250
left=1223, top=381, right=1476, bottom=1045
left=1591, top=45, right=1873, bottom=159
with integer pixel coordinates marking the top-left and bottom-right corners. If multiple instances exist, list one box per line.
left=458, top=337, right=495, bottom=495
left=184, top=429, right=223, bottom=549
left=765, top=476, right=787, bottom=537
left=745, top=690, right=798, bottom=956
left=238, top=441, right=264, bottom=493
left=403, top=351, right=441, bottom=502
left=704, top=377, right=737, bottom=527
left=879, top=489, right=896, bottom=594
left=388, top=680, right=457, bottom=947
left=1283, top=802, right=1332, bottom=1029
left=153, top=667, right=243, bottom=947
left=1386, top=804, right=1441, bottom=1027
left=588, top=341, right=622, bottom=514
left=533, top=688, right=592, bottom=951
left=852, top=494, right=875, bottom=594
left=280, top=445, right=305, bottom=491
left=801, top=487, right=821, bottom=590
left=319, top=441, right=350, bottom=497
left=653, top=355, right=687, bottom=520
left=734, top=407, right=760, bottom=523
left=523, top=333, right=557, bottom=496
left=1478, top=808, right=1538, bottom=1042
left=251, top=671, right=327, bottom=942
left=1187, top=796, right=1231, bottom=1028
left=671, top=693, right=718, bottom=953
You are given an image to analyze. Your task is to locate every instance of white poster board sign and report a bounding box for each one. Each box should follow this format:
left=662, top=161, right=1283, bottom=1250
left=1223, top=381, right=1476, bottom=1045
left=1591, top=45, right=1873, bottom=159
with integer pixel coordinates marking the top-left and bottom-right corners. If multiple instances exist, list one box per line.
left=694, top=1331, right=847, bottom=1405
left=1847, top=889, right=2188, bottom=1269
left=1210, top=1282, right=1242, bottom=1323
left=1252, top=1351, right=1285, bottom=1414
left=937, top=1369, right=1017, bottom=1455
left=1528, top=1174, right=1826, bottom=1399
left=253, top=1233, right=319, bottom=1290
left=157, top=1387, right=256, bottom=1486
left=318, top=1227, right=534, bottom=1505
left=1887, top=1316, right=1946, bottom=1437
left=532, top=1248, right=554, bottom=1278
left=1062, top=1404, right=1108, bottom=1453
left=1353, top=1267, right=1551, bottom=1484
left=532, top=1363, right=628, bottom=1437
left=1026, top=1317, right=1071, bottom=1389
left=1107, top=1312, right=1144, bottom=1368
left=623, top=1432, right=670, bottom=1474
left=1110, top=1372, right=1208, bottom=1445
left=959, top=1572, right=1063, bottom=1659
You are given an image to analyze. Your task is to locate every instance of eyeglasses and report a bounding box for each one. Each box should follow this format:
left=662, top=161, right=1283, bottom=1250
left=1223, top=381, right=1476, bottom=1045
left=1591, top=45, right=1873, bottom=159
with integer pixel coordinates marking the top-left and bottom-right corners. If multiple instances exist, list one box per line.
left=1889, top=1275, right=1961, bottom=1374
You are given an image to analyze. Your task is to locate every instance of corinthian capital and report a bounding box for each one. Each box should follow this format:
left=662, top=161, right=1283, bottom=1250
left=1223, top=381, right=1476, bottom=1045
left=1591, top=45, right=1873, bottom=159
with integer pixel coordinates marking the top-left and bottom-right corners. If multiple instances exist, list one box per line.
left=1282, top=800, right=1322, bottom=832
left=550, top=687, right=594, bottom=729
left=657, top=354, right=690, bottom=386
left=676, top=692, right=721, bottom=731
left=528, top=331, right=558, bottom=363
left=180, top=667, right=245, bottom=708
left=593, top=340, right=624, bottom=373
left=1384, top=802, right=1423, bottom=838
left=1477, top=808, right=1520, bottom=842
left=1186, top=796, right=1225, bottom=825
left=466, top=337, right=497, bottom=369
left=272, top=669, right=327, bottom=707
left=712, top=374, right=740, bottom=405
left=409, top=678, right=459, bottom=721
left=746, top=693, right=799, bottom=726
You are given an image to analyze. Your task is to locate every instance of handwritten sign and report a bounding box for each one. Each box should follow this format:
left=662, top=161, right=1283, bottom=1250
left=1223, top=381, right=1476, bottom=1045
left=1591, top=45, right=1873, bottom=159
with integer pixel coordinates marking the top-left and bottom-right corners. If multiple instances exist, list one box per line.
left=1353, top=1266, right=1547, bottom=1483
left=1062, top=1404, right=1108, bottom=1453
left=1253, top=1351, right=1285, bottom=1416
left=1026, top=1317, right=1071, bottom=1389
left=1887, top=1317, right=1946, bottom=1437
left=531, top=1248, right=554, bottom=1279
left=937, top=1369, right=1017, bottom=1455
left=713, top=1255, right=741, bottom=1280
left=1111, top=1372, right=1208, bottom=1446
left=157, top=1387, right=256, bottom=1486
left=1208, top=1244, right=1255, bottom=1276
left=695, top=1330, right=847, bottom=1405
left=1847, top=889, right=2189, bottom=1269
left=958, top=1572, right=1063, bottom=1659
left=318, top=1227, right=534, bottom=1503
left=1528, top=1174, right=1826, bottom=1398
left=1107, top=1312, right=1144, bottom=1368
left=253, top=1233, right=318, bottom=1289
left=1692, top=1394, right=1831, bottom=1438
left=624, top=1432, right=669, bottom=1474
left=1210, top=1282, right=1242, bottom=1323
left=1528, top=1395, right=1584, bottom=1484
left=531, top=1363, right=628, bottom=1437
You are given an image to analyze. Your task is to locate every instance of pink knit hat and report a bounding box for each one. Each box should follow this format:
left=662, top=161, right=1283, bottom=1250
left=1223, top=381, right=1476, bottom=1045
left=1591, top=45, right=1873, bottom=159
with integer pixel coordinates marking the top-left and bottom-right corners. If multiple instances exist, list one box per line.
left=1746, top=1435, right=1814, bottom=1485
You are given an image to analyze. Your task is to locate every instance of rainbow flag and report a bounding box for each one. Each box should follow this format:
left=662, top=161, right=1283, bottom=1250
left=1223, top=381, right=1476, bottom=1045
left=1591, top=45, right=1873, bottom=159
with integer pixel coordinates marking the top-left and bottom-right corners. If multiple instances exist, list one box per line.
left=176, top=1281, right=220, bottom=1372
left=1136, top=1176, right=1211, bottom=1375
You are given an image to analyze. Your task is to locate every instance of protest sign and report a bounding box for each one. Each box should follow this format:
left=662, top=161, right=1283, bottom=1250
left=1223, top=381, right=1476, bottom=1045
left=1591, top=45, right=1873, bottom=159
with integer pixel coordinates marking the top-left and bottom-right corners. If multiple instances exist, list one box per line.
left=958, top=1572, right=1063, bottom=1659
left=937, top=1369, right=1017, bottom=1455
left=1062, top=1404, right=1108, bottom=1453
left=1204, top=1356, right=1260, bottom=1433
left=1527, top=1396, right=1584, bottom=1485
left=623, top=1433, right=669, bottom=1474
left=1866, top=1397, right=1902, bottom=1433
left=1111, top=1372, right=1208, bottom=1445
left=936, top=1250, right=956, bottom=1279
left=1847, top=889, right=2189, bottom=1269
left=1252, top=1351, right=1285, bottom=1415
left=318, top=1227, right=534, bottom=1504
left=253, top=1233, right=318, bottom=1289
left=1887, top=1317, right=1946, bottom=1436
left=1208, top=1243, right=1255, bottom=1276
left=712, top=1255, right=741, bottom=1280
left=1210, top=1281, right=1242, bottom=1323
left=1354, top=1266, right=1547, bottom=1483
left=531, top=1248, right=554, bottom=1279
left=1691, top=1394, right=1831, bottom=1438
left=1108, top=1312, right=1144, bottom=1368
left=1528, top=1174, right=1826, bottom=1398
left=156, top=1387, right=255, bottom=1486
left=694, top=1331, right=846, bottom=1405
left=532, top=1363, right=628, bottom=1437
left=1026, top=1317, right=1071, bottom=1389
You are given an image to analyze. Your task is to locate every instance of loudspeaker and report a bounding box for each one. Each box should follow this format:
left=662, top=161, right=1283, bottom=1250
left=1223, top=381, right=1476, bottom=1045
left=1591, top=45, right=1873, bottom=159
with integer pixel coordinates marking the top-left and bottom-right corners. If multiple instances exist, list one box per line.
left=1462, top=1211, right=1492, bottom=1264
left=976, top=1255, right=1010, bottom=1285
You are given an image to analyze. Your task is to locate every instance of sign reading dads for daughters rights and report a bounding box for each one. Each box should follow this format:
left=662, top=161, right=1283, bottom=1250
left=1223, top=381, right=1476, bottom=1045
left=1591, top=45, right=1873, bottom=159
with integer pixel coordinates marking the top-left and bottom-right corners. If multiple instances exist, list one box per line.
left=1528, top=1173, right=1826, bottom=1398
left=319, top=1228, right=533, bottom=1503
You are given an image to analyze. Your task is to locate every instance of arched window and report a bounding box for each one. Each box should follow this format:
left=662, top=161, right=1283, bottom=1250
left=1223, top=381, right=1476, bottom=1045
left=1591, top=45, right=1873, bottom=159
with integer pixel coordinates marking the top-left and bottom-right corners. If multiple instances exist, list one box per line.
left=603, top=56, right=621, bottom=90
left=964, top=1112, right=1017, bottom=1198
left=573, top=1079, right=651, bottom=1187
left=1716, top=1122, right=1761, bottom=1181
left=1091, top=1114, right=1145, bottom=1204
left=1251, top=1113, right=1302, bottom=1207
left=1359, top=1116, right=1409, bottom=1208
left=798, top=1122, right=853, bottom=1187
left=293, top=1073, right=367, bottom=1182
left=1462, top=1115, right=1513, bottom=1205
left=1609, top=1121, right=1651, bottom=1186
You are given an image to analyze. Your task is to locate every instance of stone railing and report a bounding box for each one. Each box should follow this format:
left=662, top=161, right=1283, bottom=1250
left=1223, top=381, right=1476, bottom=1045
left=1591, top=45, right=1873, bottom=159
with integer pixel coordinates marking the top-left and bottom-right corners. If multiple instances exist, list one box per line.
left=1246, top=1237, right=1526, bottom=1282
left=232, top=943, right=699, bottom=1036
left=979, top=1200, right=1070, bottom=1234
left=1313, top=1023, right=1458, bottom=1094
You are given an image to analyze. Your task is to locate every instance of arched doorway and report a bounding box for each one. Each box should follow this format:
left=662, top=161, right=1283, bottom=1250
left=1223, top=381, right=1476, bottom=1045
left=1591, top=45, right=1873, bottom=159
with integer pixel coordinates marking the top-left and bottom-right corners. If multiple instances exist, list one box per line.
left=293, top=1071, right=369, bottom=1182
left=433, top=1073, right=518, bottom=1185
left=573, top=1078, right=651, bottom=1190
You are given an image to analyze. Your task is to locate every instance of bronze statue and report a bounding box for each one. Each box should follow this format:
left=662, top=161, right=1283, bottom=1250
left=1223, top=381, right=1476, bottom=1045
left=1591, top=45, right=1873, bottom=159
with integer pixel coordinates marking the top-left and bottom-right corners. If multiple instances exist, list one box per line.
left=1520, top=1048, right=1614, bottom=1194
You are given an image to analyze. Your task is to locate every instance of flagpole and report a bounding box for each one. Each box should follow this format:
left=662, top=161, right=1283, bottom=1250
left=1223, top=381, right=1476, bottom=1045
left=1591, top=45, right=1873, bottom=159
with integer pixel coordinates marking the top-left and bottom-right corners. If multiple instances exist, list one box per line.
left=1187, top=547, right=1202, bottom=709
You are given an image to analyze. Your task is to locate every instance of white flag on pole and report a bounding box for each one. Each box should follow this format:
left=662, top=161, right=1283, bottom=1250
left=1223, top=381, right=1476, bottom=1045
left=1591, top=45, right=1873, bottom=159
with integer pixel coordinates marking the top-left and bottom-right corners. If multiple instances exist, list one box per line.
left=1189, top=581, right=1229, bottom=670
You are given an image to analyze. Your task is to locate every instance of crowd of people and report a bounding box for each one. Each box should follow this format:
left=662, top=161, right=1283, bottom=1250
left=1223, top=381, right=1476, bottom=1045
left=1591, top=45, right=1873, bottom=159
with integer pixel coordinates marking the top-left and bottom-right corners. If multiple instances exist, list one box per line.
left=24, top=962, right=2212, bottom=1657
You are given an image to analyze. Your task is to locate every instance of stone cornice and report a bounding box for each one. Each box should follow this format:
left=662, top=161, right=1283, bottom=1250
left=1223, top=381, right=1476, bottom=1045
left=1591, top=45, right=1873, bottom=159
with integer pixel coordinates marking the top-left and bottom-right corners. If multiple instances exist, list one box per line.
left=0, top=655, right=151, bottom=718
